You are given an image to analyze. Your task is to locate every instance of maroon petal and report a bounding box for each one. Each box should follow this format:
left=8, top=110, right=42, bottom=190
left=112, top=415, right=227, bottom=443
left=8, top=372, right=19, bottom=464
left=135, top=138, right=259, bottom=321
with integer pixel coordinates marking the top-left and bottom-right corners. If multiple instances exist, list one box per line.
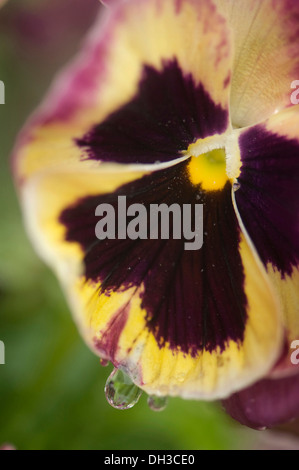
left=223, top=373, right=299, bottom=430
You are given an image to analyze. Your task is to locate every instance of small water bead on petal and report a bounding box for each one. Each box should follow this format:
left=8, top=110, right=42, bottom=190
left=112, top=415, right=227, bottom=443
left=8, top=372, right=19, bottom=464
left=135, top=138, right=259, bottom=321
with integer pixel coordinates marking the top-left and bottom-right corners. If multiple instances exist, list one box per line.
left=147, top=395, right=168, bottom=412
left=104, top=368, right=143, bottom=410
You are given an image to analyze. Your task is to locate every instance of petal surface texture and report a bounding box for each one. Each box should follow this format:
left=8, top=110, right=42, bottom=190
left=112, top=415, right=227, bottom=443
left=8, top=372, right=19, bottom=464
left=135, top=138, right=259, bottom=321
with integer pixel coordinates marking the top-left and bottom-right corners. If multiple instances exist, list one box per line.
left=216, top=0, right=299, bottom=126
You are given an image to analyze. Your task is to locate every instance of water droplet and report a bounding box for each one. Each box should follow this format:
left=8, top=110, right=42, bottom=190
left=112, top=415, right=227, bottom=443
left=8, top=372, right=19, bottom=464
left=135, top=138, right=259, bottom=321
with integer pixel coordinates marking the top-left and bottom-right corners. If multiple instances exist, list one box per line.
left=105, top=368, right=142, bottom=410
left=233, top=181, right=241, bottom=192
left=147, top=395, right=168, bottom=412
left=100, top=358, right=109, bottom=367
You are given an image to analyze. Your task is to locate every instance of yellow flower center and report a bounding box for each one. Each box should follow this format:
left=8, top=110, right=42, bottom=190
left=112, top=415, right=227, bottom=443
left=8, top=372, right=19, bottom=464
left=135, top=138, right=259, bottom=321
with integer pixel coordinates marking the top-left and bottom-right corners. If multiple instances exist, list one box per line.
left=187, top=148, right=228, bottom=191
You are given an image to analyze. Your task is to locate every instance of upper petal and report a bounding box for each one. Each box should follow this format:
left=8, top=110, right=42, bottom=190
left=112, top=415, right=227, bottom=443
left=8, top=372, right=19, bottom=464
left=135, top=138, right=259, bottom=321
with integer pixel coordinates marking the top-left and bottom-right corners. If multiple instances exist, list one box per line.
left=216, top=0, right=299, bottom=127
left=13, top=0, right=233, bottom=183
left=20, top=159, right=283, bottom=400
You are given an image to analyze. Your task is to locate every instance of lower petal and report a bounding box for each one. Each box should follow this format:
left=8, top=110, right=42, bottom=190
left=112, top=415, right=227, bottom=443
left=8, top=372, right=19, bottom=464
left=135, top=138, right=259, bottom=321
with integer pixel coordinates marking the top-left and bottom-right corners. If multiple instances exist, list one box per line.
left=21, top=160, right=283, bottom=400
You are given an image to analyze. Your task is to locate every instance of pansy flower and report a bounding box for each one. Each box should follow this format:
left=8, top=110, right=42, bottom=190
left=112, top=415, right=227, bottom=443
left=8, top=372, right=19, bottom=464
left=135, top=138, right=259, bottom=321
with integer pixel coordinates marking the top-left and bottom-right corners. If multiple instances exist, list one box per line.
left=13, top=0, right=299, bottom=428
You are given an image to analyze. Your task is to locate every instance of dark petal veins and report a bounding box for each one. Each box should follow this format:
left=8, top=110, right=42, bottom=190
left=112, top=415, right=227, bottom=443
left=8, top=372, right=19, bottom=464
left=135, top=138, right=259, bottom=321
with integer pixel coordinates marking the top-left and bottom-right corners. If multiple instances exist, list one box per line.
left=60, top=162, right=247, bottom=356
left=223, top=372, right=299, bottom=430
left=236, top=125, right=299, bottom=276
left=77, top=59, right=228, bottom=165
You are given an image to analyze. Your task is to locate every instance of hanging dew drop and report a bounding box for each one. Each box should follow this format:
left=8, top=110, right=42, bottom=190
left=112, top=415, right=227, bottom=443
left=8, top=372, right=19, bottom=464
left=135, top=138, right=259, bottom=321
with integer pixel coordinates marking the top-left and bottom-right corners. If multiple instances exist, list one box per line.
left=147, top=395, right=168, bottom=412
left=104, top=368, right=143, bottom=410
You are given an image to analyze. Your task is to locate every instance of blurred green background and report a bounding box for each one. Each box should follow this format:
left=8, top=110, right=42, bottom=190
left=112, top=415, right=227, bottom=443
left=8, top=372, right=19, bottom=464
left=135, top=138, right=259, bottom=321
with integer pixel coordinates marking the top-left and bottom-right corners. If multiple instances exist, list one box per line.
left=0, top=0, right=256, bottom=450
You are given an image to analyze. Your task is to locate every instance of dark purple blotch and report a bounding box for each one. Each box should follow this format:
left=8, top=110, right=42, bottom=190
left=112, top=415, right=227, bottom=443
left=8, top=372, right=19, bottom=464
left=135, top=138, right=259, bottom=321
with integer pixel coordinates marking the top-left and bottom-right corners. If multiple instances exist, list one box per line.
left=76, top=59, right=228, bottom=165
left=60, top=162, right=248, bottom=356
